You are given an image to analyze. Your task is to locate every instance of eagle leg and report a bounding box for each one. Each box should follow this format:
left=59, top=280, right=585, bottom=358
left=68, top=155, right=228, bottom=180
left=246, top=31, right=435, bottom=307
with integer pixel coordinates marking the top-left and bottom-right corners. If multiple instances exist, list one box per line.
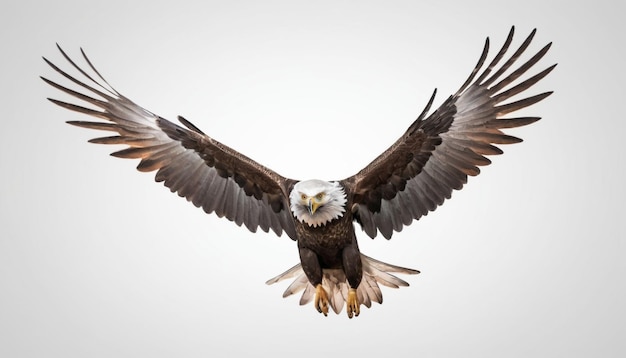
left=346, top=288, right=360, bottom=318
left=314, top=284, right=329, bottom=316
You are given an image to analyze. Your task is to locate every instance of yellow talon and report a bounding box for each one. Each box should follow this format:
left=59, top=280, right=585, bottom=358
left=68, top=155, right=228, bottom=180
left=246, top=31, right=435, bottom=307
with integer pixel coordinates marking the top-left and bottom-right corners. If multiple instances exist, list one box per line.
left=347, top=288, right=360, bottom=318
left=314, top=284, right=329, bottom=316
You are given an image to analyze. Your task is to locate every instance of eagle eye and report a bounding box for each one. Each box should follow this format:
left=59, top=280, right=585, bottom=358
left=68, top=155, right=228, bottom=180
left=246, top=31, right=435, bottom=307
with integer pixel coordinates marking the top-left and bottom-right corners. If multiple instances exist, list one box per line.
left=301, top=194, right=307, bottom=201
left=316, top=193, right=324, bottom=200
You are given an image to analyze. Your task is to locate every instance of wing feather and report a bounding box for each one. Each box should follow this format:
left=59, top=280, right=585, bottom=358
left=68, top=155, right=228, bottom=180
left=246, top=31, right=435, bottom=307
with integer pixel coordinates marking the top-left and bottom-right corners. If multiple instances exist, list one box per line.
left=43, top=46, right=297, bottom=239
left=343, top=27, right=555, bottom=239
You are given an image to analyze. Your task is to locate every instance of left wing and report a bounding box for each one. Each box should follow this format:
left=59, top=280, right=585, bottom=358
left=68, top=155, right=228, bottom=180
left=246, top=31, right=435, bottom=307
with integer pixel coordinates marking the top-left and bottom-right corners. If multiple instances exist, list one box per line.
left=42, top=45, right=298, bottom=239
left=341, top=27, right=556, bottom=239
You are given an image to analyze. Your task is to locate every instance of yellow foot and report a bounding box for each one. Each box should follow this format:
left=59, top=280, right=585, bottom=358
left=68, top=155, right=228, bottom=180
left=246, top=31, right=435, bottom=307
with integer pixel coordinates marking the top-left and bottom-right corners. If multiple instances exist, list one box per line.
left=347, top=288, right=360, bottom=319
left=314, top=284, right=329, bottom=316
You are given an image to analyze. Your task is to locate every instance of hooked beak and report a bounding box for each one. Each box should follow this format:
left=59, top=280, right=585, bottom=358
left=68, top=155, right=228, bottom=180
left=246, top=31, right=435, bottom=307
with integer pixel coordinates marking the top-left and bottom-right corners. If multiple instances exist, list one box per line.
left=307, top=198, right=320, bottom=215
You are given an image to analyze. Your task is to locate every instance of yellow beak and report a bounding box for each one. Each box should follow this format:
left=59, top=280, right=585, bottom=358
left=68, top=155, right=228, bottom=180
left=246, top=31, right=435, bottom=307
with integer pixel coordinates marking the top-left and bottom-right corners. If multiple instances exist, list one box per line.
left=308, top=198, right=320, bottom=215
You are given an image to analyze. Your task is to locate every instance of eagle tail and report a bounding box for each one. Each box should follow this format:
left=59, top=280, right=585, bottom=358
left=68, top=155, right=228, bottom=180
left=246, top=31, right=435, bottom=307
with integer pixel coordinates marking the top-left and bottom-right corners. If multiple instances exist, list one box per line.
left=265, top=254, right=419, bottom=315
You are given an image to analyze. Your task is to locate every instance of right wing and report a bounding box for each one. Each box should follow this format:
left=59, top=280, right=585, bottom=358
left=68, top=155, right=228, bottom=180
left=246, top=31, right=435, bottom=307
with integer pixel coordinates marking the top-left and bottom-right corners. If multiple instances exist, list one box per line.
left=41, top=45, right=298, bottom=239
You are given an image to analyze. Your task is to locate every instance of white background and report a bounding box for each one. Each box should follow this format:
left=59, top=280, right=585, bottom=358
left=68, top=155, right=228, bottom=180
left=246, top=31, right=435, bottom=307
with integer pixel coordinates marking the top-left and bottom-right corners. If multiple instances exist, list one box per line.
left=1, top=1, right=624, bottom=357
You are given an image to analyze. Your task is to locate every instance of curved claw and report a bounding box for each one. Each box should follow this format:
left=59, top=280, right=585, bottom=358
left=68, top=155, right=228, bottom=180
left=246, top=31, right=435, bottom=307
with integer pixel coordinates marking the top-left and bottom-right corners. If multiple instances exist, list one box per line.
left=314, top=284, right=329, bottom=316
left=347, top=288, right=360, bottom=318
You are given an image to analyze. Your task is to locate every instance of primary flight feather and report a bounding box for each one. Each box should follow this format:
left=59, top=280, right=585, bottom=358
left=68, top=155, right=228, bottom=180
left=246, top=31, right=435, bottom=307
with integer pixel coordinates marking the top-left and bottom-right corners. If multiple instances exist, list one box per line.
left=42, top=27, right=555, bottom=318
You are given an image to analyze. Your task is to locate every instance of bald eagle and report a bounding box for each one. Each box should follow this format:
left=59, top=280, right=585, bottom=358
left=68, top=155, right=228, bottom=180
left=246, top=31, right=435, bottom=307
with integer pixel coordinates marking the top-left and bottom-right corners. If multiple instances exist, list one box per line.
left=41, top=27, right=555, bottom=318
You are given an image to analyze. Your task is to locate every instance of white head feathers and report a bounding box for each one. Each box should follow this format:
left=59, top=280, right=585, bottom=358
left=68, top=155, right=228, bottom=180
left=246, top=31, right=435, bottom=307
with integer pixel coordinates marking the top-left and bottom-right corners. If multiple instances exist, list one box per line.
left=289, top=180, right=347, bottom=227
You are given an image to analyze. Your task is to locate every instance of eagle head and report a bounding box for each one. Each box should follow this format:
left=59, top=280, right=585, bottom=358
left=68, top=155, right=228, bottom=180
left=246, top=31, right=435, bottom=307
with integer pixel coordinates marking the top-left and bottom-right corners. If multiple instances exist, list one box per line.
left=289, top=180, right=347, bottom=227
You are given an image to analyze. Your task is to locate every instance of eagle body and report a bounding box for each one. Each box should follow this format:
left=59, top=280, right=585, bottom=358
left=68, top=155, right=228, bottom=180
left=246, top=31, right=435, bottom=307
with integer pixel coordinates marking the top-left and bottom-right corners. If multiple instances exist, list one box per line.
left=294, top=198, right=362, bottom=287
left=296, top=212, right=356, bottom=268
left=42, top=27, right=555, bottom=318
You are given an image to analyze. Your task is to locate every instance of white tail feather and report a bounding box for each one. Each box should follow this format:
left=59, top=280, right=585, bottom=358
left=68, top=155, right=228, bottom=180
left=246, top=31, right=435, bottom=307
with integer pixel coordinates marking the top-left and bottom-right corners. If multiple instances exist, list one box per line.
left=265, top=254, right=419, bottom=315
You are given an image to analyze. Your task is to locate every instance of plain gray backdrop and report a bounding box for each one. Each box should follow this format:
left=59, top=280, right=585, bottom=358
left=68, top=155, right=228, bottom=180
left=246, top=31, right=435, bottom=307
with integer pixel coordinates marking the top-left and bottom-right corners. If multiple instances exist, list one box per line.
left=1, top=0, right=624, bottom=357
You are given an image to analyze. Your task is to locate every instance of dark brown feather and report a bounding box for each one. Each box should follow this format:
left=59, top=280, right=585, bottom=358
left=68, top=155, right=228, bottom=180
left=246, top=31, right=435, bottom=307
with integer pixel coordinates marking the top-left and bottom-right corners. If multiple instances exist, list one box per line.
left=43, top=46, right=298, bottom=239
left=342, top=27, right=555, bottom=239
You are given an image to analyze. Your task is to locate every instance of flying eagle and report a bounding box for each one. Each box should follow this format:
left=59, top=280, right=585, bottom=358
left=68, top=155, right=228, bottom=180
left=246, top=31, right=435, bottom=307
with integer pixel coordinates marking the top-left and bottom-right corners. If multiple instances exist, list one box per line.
left=42, top=27, right=555, bottom=318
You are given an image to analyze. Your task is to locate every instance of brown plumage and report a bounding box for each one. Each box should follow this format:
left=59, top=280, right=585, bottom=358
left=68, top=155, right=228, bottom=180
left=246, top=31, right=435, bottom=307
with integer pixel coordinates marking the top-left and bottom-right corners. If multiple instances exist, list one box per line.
left=41, top=26, right=555, bottom=317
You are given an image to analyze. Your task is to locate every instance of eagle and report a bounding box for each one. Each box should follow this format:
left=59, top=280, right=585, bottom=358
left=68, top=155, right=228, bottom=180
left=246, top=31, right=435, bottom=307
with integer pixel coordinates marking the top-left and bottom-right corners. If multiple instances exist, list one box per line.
left=41, top=27, right=555, bottom=318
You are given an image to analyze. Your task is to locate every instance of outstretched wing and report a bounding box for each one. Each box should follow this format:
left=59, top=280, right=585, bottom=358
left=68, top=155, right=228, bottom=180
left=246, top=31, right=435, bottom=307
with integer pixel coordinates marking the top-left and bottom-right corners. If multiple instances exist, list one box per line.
left=42, top=45, right=298, bottom=239
left=341, top=27, right=556, bottom=239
